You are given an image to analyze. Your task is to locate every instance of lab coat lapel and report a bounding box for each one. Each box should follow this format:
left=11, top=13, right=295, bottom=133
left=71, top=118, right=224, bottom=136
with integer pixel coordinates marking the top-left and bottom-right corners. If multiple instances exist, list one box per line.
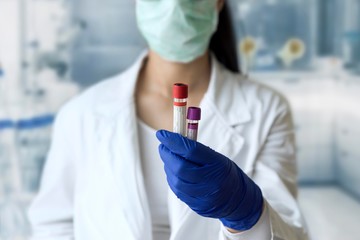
left=169, top=55, right=253, bottom=240
left=94, top=52, right=152, bottom=240
left=200, top=55, right=252, bottom=166
left=113, top=103, right=152, bottom=240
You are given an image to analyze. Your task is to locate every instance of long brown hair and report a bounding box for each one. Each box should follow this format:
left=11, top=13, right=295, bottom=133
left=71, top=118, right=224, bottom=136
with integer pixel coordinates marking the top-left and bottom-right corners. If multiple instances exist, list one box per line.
left=210, top=2, right=240, bottom=73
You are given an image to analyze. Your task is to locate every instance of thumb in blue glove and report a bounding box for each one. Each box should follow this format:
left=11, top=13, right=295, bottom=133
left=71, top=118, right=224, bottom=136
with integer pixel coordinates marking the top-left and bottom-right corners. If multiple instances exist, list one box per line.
left=156, top=129, right=264, bottom=231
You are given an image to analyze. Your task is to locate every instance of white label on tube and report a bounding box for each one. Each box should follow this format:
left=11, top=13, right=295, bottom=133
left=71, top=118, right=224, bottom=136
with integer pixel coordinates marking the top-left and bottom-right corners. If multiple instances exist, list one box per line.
left=173, top=105, right=187, bottom=136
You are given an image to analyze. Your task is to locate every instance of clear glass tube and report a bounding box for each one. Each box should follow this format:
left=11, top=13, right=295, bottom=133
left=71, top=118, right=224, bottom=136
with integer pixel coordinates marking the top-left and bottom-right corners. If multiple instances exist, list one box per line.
left=187, top=120, right=199, bottom=141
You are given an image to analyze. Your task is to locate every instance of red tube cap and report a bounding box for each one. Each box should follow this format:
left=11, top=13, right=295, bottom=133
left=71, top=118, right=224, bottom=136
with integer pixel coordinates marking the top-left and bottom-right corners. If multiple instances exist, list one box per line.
left=173, top=83, right=188, bottom=99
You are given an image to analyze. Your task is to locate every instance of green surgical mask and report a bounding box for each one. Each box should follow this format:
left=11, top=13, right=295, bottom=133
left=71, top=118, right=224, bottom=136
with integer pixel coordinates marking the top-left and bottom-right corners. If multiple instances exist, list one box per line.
left=136, top=0, right=219, bottom=63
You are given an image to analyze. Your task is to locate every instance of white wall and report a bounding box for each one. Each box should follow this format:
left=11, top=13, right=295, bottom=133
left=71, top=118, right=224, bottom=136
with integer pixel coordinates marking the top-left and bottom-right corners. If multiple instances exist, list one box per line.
left=0, top=0, right=21, bottom=84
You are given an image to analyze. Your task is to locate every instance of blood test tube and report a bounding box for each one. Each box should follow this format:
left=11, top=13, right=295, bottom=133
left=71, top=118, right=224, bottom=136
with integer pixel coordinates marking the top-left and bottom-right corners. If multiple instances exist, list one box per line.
left=173, top=83, right=188, bottom=136
left=187, top=107, right=201, bottom=141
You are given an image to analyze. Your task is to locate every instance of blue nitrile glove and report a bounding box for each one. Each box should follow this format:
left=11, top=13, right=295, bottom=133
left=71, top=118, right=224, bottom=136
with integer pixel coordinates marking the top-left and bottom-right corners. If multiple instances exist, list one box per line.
left=156, top=130, right=264, bottom=231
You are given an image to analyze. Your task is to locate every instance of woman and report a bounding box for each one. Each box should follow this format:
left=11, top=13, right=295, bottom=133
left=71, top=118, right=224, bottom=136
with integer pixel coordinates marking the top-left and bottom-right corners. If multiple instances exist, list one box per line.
left=29, top=0, right=309, bottom=239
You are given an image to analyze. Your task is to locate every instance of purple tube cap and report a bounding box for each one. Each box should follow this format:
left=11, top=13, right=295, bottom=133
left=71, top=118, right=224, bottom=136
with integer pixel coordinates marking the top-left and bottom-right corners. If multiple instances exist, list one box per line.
left=187, top=107, right=201, bottom=120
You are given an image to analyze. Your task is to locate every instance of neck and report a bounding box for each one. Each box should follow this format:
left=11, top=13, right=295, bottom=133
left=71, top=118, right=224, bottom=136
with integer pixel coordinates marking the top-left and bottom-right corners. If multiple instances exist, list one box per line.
left=139, top=50, right=212, bottom=99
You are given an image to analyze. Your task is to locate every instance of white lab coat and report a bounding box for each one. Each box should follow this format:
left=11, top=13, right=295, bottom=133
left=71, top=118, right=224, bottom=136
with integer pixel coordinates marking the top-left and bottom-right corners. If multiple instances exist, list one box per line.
left=28, top=52, right=309, bottom=240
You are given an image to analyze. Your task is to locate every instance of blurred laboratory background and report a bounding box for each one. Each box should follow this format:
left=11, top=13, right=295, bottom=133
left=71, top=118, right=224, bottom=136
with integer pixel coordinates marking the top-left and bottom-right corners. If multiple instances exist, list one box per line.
left=0, top=0, right=360, bottom=239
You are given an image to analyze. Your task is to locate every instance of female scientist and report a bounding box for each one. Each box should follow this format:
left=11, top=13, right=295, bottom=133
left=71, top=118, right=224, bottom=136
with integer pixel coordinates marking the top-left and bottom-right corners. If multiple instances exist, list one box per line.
left=29, top=0, right=309, bottom=239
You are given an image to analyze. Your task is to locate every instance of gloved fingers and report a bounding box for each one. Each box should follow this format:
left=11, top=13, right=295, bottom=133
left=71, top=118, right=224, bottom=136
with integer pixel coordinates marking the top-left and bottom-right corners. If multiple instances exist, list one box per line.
left=165, top=171, right=218, bottom=207
left=165, top=166, right=230, bottom=219
left=163, top=164, right=223, bottom=197
left=164, top=168, right=199, bottom=202
left=156, top=129, right=196, bottom=156
left=159, top=144, right=213, bottom=183
left=157, top=130, right=264, bottom=230
left=158, top=143, right=200, bottom=167
left=156, top=129, right=219, bottom=165
left=158, top=141, right=233, bottom=183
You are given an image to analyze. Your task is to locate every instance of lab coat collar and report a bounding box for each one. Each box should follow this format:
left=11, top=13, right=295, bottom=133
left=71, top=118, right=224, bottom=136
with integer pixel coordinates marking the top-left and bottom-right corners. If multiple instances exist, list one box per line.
left=94, top=50, right=251, bottom=127
left=93, top=51, right=147, bottom=118
left=205, top=53, right=251, bottom=126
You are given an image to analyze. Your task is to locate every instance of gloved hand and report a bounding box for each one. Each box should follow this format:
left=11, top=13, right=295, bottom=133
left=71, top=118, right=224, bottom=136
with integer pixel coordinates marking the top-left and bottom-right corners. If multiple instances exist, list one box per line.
left=156, top=130, right=264, bottom=231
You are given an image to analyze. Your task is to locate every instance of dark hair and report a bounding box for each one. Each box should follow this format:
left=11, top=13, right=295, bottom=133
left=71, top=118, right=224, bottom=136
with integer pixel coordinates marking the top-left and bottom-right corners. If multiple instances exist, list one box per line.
left=210, top=3, right=240, bottom=73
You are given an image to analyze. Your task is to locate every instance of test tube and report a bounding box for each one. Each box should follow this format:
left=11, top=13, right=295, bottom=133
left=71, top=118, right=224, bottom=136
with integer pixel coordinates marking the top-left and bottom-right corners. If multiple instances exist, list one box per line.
left=187, top=107, right=201, bottom=141
left=173, top=83, right=188, bottom=136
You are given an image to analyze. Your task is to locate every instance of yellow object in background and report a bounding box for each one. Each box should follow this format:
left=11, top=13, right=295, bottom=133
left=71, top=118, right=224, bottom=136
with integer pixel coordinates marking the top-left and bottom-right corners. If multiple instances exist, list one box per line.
left=240, top=36, right=257, bottom=55
left=277, top=38, right=306, bottom=68
left=239, top=36, right=257, bottom=75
